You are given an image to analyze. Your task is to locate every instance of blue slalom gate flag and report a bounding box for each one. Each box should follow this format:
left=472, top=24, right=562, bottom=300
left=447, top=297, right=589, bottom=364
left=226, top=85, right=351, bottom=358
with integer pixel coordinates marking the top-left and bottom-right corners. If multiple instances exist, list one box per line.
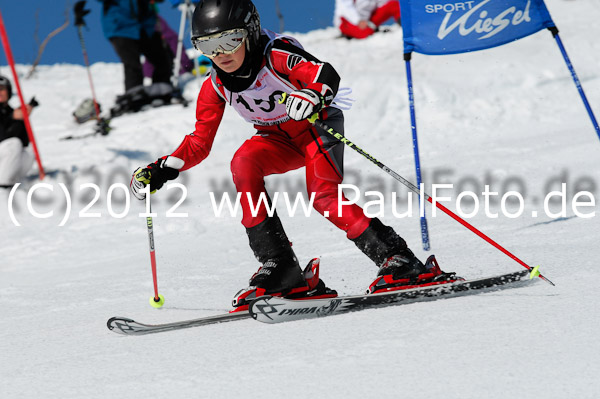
left=398, top=0, right=600, bottom=253
left=400, top=0, right=555, bottom=55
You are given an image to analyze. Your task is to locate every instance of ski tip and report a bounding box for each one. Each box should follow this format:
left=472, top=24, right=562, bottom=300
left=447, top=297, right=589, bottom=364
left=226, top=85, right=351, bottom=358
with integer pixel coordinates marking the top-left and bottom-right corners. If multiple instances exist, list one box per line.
left=529, top=265, right=541, bottom=280
left=107, top=316, right=132, bottom=331
left=107, top=317, right=138, bottom=334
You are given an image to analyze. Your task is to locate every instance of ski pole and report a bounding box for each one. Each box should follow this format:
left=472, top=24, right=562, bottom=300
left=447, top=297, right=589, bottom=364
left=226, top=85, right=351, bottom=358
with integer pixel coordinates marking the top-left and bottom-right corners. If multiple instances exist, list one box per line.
left=172, top=0, right=189, bottom=88
left=279, top=93, right=554, bottom=285
left=76, top=26, right=100, bottom=119
left=145, top=195, right=165, bottom=308
left=73, top=1, right=110, bottom=135
left=314, top=114, right=553, bottom=285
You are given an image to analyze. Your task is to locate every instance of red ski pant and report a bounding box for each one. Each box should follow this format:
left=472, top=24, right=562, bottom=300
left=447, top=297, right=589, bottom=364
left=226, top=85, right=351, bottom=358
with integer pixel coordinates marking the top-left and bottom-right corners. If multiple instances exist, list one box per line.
left=339, top=1, right=401, bottom=39
left=230, top=109, right=370, bottom=239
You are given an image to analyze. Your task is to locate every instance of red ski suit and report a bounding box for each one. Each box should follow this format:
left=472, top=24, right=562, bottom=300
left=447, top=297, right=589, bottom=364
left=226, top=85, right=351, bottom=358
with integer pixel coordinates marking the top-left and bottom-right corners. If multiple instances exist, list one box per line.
left=338, top=1, right=400, bottom=39
left=170, top=36, right=370, bottom=239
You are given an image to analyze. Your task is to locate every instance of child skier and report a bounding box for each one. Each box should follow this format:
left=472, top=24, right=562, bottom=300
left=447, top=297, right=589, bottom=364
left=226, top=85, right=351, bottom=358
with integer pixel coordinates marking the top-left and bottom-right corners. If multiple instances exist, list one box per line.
left=130, top=0, right=456, bottom=310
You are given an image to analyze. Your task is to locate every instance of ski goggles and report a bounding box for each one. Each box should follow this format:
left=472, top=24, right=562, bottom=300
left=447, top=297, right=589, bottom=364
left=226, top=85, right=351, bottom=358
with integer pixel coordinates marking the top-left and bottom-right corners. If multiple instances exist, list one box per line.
left=192, top=28, right=248, bottom=59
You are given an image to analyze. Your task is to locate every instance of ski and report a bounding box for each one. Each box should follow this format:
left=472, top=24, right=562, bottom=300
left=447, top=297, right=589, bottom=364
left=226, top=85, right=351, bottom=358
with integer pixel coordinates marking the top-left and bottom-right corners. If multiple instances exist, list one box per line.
left=107, top=270, right=536, bottom=333
left=249, top=270, right=534, bottom=324
left=107, top=311, right=250, bottom=336
left=61, top=118, right=111, bottom=141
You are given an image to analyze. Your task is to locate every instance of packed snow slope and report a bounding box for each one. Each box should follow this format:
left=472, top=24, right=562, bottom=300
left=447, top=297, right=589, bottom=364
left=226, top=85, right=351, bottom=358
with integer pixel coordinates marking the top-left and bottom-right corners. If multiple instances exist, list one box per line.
left=1, top=1, right=599, bottom=398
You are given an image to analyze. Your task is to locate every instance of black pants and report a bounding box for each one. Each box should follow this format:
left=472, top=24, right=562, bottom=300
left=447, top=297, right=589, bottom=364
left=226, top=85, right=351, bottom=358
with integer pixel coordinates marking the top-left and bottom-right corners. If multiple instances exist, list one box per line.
left=110, top=30, right=173, bottom=91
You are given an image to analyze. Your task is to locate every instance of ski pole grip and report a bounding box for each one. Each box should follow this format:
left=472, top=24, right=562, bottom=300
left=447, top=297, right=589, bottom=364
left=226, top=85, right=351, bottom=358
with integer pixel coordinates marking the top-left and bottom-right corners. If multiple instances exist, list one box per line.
left=74, top=1, right=91, bottom=27
left=279, top=92, right=319, bottom=124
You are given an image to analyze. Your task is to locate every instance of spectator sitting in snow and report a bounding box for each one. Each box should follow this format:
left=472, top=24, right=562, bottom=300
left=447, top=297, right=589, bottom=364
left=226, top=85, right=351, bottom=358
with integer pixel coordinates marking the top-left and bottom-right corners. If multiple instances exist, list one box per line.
left=334, top=0, right=401, bottom=39
left=97, top=0, right=174, bottom=106
left=0, top=75, right=37, bottom=189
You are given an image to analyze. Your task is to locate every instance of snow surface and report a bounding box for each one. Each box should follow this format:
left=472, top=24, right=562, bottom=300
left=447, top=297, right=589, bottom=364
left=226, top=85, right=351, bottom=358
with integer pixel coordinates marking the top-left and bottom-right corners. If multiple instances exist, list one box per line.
left=1, top=0, right=599, bottom=397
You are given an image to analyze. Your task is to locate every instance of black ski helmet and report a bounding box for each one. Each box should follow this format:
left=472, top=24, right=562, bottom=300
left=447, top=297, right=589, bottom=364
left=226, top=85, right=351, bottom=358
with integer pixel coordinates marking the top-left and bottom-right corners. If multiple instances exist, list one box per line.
left=191, top=0, right=261, bottom=53
left=0, top=75, right=12, bottom=99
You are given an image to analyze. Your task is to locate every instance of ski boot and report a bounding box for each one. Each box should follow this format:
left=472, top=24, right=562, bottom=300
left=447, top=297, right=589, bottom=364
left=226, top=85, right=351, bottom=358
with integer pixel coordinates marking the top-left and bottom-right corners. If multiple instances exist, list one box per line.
left=110, top=86, right=151, bottom=117
left=230, top=215, right=336, bottom=312
left=367, top=254, right=463, bottom=294
left=145, top=82, right=175, bottom=108
left=351, top=218, right=462, bottom=294
left=232, top=257, right=337, bottom=312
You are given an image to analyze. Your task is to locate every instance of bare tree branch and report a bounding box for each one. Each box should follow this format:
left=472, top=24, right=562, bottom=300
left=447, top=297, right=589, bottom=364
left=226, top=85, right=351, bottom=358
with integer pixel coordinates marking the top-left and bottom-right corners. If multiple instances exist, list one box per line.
left=26, top=2, right=70, bottom=79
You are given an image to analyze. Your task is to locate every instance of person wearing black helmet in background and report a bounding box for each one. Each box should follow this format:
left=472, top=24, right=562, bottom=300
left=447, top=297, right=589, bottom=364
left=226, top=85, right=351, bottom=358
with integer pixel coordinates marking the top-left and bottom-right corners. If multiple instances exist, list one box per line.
left=0, top=75, right=39, bottom=188
left=129, top=0, right=458, bottom=311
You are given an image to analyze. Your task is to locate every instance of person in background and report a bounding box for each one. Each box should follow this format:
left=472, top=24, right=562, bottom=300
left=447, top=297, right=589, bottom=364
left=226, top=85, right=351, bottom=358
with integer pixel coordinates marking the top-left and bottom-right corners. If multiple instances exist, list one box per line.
left=334, top=0, right=401, bottom=39
left=143, top=15, right=194, bottom=79
left=97, top=0, right=174, bottom=99
left=0, top=76, right=37, bottom=188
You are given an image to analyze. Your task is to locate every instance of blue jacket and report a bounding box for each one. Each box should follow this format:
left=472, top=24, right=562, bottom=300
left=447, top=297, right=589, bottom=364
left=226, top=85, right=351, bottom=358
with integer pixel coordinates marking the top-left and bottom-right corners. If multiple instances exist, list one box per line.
left=97, top=0, right=159, bottom=40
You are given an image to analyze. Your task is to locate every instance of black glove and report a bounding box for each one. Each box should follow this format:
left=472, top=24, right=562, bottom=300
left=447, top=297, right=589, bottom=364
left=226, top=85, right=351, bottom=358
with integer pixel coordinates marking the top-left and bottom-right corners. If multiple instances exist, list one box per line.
left=74, top=1, right=91, bottom=27
left=29, top=97, right=39, bottom=108
left=130, top=157, right=180, bottom=200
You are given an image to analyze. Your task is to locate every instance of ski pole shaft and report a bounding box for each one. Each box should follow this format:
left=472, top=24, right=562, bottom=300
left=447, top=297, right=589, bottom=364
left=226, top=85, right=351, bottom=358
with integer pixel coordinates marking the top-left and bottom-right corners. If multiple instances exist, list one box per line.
left=146, top=201, right=160, bottom=301
left=143, top=195, right=165, bottom=308
left=310, top=116, right=554, bottom=286
left=172, top=1, right=188, bottom=87
left=429, top=200, right=553, bottom=285
left=136, top=179, right=164, bottom=307
left=76, top=26, right=101, bottom=119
